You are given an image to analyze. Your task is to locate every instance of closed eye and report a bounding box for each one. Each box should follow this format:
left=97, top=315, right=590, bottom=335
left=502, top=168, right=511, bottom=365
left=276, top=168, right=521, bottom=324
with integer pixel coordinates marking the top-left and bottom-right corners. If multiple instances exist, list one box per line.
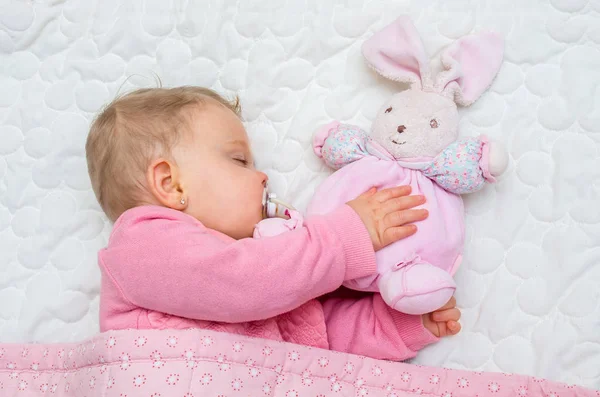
left=233, top=157, right=249, bottom=166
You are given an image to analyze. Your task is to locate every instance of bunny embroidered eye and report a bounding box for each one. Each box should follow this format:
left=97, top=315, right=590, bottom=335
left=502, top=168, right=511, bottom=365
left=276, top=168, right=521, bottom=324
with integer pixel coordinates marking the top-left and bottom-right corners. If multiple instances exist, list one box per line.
left=430, top=119, right=439, bottom=128
left=385, top=107, right=393, bottom=113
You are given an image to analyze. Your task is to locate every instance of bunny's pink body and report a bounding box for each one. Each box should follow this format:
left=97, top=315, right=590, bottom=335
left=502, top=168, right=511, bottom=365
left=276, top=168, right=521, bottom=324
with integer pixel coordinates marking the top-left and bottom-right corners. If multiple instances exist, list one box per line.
left=307, top=137, right=464, bottom=315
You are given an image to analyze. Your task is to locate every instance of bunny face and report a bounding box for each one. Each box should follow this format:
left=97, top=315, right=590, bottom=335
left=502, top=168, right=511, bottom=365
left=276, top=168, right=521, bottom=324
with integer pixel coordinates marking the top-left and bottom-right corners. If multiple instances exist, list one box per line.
left=371, top=90, right=459, bottom=159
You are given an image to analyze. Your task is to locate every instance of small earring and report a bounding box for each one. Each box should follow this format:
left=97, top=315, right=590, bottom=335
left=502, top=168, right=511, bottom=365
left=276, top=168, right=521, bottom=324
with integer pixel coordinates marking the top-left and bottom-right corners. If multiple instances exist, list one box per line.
left=180, top=198, right=186, bottom=205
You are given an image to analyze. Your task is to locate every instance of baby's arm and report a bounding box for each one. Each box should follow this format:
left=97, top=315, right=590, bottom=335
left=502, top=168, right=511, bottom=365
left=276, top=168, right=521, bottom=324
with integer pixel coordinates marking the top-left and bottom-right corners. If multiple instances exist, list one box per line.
left=313, top=121, right=370, bottom=170
left=102, top=205, right=377, bottom=323
left=321, top=291, right=439, bottom=361
left=421, top=136, right=499, bottom=194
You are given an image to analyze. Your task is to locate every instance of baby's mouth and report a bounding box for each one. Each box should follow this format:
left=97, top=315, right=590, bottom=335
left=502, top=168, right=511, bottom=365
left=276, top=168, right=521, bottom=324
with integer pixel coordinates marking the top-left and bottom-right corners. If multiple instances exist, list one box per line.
left=391, top=139, right=407, bottom=145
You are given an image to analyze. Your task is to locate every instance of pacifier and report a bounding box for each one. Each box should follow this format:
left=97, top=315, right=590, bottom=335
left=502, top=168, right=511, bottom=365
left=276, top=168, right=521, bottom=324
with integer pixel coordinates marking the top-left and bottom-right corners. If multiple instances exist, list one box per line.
left=262, top=185, right=295, bottom=219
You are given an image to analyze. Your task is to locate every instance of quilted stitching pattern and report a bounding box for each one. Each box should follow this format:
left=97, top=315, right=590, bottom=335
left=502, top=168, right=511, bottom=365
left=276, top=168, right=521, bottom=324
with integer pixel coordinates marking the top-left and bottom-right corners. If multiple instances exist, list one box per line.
left=0, top=0, right=599, bottom=390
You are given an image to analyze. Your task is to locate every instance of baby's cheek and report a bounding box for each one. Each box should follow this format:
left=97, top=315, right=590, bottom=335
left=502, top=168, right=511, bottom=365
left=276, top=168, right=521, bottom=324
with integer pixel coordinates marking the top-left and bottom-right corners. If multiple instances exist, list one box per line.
left=228, top=211, right=258, bottom=239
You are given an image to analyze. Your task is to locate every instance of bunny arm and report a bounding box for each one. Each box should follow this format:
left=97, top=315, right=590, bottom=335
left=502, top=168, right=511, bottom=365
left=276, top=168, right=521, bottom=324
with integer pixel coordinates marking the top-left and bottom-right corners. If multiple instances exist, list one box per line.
left=313, top=121, right=371, bottom=170
left=421, top=136, right=496, bottom=195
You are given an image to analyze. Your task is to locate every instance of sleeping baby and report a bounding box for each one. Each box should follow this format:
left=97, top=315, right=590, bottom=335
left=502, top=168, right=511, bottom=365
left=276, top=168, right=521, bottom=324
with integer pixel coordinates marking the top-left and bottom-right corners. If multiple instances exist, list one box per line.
left=85, top=86, right=461, bottom=361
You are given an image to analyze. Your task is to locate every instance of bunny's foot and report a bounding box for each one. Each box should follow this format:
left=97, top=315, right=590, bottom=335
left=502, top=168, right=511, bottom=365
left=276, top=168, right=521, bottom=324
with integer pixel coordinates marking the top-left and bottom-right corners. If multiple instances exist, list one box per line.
left=378, top=259, right=456, bottom=315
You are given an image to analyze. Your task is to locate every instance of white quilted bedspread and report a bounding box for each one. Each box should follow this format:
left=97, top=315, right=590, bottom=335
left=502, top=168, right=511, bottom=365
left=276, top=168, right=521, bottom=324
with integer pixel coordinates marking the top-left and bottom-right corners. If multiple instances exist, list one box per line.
left=1, top=0, right=599, bottom=390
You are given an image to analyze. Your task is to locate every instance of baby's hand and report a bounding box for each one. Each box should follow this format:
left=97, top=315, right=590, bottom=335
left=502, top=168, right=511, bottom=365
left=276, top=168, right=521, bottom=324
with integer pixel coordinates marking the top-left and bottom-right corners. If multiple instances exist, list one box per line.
left=347, top=186, right=428, bottom=251
left=422, top=297, right=461, bottom=337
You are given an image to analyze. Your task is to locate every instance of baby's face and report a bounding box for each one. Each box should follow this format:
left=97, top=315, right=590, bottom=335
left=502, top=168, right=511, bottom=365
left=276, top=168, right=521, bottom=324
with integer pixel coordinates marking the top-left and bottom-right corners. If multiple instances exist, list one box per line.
left=175, top=103, right=267, bottom=239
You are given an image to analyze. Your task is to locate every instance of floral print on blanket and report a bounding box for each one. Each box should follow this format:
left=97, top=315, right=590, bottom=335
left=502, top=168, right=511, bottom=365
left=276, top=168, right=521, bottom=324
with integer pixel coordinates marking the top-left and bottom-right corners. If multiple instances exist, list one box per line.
left=0, top=328, right=596, bottom=396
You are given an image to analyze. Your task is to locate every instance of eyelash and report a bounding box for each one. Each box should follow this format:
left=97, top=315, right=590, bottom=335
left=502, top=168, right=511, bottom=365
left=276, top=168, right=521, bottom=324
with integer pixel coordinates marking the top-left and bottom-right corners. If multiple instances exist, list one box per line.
left=234, top=158, right=248, bottom=166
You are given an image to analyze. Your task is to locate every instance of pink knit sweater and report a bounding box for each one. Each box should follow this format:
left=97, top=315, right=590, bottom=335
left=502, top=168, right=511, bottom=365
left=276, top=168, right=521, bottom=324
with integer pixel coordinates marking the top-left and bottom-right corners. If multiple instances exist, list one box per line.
left=98, top=205, right=438, bottom=360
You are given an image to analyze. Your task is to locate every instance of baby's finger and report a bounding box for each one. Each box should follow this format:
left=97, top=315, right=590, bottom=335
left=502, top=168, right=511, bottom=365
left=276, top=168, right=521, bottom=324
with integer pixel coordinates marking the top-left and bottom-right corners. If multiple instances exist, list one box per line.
left=435, top=321, right=447, bottom=338
left=447, top=321, right=461, bottom=335
left=384, top=209, right=429, bottom=229
left=432, top=308, right=461, bottom=322
left=375, top=185, right=412, bottom=202
left=383, top=195, right=426, bottom=212
left=382, top=225, right=418, bottom=247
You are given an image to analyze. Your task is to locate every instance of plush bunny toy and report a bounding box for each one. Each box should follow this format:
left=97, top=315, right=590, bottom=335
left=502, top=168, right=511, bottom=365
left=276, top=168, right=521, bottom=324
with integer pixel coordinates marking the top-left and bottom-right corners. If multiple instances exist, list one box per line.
left=302, top=17, right=508, bottom=315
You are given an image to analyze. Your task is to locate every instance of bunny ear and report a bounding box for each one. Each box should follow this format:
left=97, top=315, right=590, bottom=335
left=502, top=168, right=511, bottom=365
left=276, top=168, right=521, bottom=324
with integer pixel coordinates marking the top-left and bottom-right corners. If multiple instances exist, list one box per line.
left=361, top=16, right=430, bottom=89
left=436, top=32, right=504, bottom=106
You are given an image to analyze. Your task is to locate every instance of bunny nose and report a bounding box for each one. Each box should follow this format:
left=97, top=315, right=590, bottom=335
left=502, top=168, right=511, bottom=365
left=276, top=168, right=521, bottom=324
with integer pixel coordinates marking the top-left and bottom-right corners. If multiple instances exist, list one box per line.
left=397, top=125, right=406, bottom=133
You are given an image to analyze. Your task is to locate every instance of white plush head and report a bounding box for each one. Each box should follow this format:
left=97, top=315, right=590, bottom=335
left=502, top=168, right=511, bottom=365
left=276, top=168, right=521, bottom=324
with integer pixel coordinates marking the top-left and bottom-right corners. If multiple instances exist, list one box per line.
left=362, top=17, right=504, bottom=159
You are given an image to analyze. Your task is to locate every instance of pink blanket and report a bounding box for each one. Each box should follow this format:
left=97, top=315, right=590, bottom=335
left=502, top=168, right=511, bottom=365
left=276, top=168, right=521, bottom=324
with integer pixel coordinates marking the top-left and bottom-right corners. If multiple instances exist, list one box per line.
left=0, top=328, right=597, bottom=396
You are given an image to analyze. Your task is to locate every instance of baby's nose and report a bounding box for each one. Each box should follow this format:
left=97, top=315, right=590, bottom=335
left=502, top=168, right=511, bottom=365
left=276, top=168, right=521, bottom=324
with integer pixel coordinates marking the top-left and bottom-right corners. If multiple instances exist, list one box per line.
left=258, top=171, right=268, bottom=186
left=397, top=125, right=406, bottom=133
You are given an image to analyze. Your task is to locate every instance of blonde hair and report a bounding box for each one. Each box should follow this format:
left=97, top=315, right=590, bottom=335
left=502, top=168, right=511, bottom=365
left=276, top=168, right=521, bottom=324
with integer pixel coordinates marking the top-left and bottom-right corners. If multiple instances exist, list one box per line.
left=85, top=86, right=241, bottom=222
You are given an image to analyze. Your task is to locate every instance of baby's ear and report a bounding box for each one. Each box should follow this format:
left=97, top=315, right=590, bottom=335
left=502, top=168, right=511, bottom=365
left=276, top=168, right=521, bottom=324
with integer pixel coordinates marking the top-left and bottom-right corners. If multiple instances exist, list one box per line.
left=361, top=16, right=430, bottom=89
left=147, top=158, right=187, bottom=211
left=435, top=32, right=504, bottom=106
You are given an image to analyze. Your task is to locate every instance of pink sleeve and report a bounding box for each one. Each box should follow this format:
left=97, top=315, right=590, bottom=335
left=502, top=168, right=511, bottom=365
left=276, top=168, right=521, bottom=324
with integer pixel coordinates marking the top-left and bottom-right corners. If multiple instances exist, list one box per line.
left=322, top=293, right=439, bottom=361
left=101, top=205, right=377, bottom=323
